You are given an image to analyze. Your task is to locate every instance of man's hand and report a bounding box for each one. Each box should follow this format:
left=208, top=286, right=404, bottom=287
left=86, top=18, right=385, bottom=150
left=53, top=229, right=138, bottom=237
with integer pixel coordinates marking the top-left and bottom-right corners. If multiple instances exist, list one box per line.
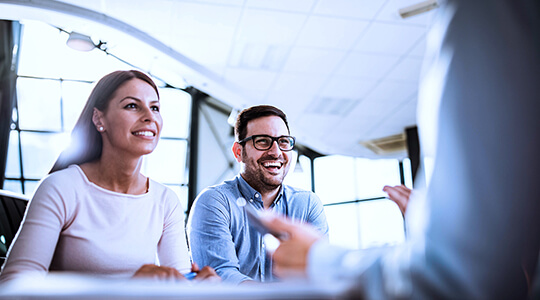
left=262, top=216, right=322, bottom=278
left=190, top=263, right=221, bottom=283
left=383, top=184, right=412, bottom=215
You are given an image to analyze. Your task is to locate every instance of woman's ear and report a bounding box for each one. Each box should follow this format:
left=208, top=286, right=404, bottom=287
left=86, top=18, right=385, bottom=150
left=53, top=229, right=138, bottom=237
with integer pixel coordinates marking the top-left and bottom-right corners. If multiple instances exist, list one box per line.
left=92, top=108, right=104, bottom=132
left=232, top=142, right=243, bottom=163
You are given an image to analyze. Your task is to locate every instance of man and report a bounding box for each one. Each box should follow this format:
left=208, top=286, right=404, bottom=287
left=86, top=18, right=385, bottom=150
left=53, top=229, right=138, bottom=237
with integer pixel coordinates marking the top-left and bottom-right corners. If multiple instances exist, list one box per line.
left=187, top=105, right=328, bottom=284
left=263, top=0, right=540, bottom=298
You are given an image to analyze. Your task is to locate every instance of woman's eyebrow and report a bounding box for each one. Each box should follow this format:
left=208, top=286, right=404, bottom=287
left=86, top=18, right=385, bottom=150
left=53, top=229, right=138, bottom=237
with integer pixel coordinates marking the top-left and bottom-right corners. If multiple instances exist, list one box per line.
left=120, top=97, right=160, bottom=103
left=120, top=96, right=141, bottom=103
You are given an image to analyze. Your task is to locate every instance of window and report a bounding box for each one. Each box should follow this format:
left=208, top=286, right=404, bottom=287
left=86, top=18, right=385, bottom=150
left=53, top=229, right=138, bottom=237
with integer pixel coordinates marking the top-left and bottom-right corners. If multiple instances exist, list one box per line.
left=314, top=155, right=407, bottom=249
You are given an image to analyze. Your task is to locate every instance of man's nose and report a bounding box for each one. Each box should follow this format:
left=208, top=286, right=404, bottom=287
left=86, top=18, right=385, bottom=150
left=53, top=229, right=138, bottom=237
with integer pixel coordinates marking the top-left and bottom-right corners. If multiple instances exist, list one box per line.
left=267, top=140, right=282, bottom=155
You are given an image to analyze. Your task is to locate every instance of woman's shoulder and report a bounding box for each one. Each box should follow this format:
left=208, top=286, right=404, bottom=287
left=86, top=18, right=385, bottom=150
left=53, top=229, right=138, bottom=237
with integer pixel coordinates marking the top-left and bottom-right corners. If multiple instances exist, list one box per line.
left=39, top=165, right=86, bottom=188
left=148, top=179, right=180, bottom=202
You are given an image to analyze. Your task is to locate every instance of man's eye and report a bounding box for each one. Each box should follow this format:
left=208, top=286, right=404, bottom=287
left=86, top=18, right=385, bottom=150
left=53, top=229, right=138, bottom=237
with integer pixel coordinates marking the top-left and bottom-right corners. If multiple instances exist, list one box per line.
left=278, top=138, right=290, bottom=145
left=255, top=138, right=270, bottom=145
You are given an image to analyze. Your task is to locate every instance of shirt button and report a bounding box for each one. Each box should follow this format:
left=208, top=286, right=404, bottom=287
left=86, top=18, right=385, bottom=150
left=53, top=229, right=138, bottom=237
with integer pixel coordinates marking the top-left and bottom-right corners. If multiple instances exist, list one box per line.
left=255, top=193, right=259, bottom=198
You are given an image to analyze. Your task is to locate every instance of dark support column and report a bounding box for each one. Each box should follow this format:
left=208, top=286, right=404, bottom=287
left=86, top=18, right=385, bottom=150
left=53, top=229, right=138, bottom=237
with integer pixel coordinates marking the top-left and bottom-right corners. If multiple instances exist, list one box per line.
left=399, top=160, right=405, bottom=185
left=186, top=87, right=205, bottom=216
left=0, top=21, right=21, bottom=189
left=405, top=126, right=421, bottom=187
left=310, top=157, right=316, bottom=193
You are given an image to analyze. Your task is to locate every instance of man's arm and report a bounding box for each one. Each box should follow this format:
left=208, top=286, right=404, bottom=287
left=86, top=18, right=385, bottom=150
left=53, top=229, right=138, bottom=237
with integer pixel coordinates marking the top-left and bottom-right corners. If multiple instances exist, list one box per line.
left=306, top=192, right=329, bottom=237
left=186, top=189, right=252, bottom=285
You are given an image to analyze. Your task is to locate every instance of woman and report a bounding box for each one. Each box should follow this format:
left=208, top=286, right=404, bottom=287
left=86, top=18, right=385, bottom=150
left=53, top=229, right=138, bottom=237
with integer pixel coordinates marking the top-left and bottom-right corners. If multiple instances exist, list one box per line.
left=0, top=70, right=217, bottom=282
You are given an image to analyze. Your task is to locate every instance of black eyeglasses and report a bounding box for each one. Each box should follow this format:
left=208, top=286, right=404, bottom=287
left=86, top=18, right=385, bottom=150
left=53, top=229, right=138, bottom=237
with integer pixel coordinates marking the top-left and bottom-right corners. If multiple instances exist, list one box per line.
left=238, top=135, right=296, bottom=151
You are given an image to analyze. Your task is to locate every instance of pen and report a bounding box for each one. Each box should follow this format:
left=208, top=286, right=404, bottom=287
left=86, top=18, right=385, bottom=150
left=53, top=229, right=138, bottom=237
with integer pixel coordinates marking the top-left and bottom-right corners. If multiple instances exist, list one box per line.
left=184, top=271, right=197, bottom=280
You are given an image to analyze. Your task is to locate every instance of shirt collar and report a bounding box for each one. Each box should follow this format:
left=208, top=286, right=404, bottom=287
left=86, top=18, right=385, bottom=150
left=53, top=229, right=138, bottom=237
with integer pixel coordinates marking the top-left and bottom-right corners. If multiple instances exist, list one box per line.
left=236, top=174, right=284, bottom=207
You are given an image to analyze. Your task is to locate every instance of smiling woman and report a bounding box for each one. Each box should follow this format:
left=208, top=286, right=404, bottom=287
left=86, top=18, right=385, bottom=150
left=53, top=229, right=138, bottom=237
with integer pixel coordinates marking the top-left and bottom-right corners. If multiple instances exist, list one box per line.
left=0, top=70, right=219, bottom=283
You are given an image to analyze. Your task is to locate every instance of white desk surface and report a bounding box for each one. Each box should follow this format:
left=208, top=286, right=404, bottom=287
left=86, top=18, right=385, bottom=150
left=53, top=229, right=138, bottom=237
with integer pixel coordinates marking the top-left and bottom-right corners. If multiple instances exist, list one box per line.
left=0, top=273, right=352, bottom=299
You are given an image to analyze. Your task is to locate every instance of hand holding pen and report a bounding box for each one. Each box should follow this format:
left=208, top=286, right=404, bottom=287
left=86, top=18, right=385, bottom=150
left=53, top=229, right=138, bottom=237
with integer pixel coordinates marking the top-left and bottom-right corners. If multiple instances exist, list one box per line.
left=184, top=262, right=221, bottom=282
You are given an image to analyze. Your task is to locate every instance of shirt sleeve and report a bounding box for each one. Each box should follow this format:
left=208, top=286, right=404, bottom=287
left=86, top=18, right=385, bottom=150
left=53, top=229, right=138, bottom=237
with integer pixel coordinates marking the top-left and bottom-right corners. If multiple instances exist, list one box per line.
left=306, top=193, right=329, bottom=238
left=156, top=188, right=191, bottom=274
left=187, top=189, right=251, bottom=284
left=0, top=176, right=66, bottom=283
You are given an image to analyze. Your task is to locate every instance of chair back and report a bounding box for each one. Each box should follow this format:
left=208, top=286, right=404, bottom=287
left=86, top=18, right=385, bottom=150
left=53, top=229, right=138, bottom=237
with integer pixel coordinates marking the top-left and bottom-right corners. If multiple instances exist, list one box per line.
left=0, top=190, right=29, bottom=266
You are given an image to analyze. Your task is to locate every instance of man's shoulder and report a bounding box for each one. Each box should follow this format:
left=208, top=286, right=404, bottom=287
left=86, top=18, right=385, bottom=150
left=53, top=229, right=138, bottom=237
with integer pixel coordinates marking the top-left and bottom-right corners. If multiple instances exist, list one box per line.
left=282, top=184, right=317, bottom=198
left=195, top=177, right=241, bottom=203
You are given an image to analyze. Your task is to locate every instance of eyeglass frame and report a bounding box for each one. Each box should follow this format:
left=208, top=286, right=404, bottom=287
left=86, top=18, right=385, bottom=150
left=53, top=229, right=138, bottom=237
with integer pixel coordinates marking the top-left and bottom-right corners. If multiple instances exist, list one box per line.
left=237, top=134, right=296, bottom=151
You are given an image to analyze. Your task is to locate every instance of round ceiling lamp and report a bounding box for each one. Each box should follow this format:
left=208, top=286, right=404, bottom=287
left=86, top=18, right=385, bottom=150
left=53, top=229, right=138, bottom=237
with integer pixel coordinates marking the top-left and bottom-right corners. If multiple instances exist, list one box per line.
left=66, top=32, right=96, bottom=51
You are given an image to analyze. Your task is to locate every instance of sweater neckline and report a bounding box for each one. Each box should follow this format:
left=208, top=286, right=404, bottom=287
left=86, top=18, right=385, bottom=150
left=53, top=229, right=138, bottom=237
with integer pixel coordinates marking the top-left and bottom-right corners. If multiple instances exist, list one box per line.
left=69, top=164, right=151, bottom=198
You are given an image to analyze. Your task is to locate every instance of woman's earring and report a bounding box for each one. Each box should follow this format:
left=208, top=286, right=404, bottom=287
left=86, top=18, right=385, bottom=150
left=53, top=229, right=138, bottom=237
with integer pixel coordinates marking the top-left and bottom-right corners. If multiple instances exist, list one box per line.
left=98, top=126, right=104, bottom=132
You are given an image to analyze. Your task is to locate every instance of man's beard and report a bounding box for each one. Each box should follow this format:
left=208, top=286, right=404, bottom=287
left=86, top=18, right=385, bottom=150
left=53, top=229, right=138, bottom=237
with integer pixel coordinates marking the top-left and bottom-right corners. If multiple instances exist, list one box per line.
left=242, top=149, right=287, bottom=193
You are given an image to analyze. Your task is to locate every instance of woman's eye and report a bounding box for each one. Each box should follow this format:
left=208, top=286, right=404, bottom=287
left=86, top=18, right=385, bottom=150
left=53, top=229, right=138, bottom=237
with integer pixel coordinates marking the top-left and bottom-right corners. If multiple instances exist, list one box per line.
left=125, top=103, right=137, bottom=109
left=151, top=106, right=160, bottom=112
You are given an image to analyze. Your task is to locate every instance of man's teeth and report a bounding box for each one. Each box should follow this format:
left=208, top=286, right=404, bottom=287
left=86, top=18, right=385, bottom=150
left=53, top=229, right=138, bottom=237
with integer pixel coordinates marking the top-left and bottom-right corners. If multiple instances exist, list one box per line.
left=263, top=162, right=282, bottom=168
left=133, top=131, right=154, bottom=136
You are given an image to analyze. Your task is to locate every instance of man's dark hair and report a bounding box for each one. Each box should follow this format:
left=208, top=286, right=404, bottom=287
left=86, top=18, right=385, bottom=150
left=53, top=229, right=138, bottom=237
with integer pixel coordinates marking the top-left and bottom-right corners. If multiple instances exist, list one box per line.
left=234, top=105, right=290, bottom=141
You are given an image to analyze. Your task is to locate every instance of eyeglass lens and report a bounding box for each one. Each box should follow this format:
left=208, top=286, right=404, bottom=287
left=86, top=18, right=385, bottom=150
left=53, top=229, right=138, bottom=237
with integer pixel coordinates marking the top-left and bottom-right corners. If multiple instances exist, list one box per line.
left=253, top=136, right=294, bottom=151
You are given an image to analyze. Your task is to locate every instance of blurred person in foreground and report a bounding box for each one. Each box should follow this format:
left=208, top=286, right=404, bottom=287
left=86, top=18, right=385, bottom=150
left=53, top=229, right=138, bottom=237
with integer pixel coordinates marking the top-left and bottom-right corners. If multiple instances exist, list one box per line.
left=187, top=105, right=328, bottom=284
left=263, top=0, right=540, bottom=298
left=0, top=70, right=218, bottom=283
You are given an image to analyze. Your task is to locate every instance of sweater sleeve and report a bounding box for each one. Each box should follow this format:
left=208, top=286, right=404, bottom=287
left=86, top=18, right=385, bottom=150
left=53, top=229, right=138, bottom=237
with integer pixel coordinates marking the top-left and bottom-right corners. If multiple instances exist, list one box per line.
left=0, top=175, right=68, bottom=283
left=156, top=188, right=191, bottom=274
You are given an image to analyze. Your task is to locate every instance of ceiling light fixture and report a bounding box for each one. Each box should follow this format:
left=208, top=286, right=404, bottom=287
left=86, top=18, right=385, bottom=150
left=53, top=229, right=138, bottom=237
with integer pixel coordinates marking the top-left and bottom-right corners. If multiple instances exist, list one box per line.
left=398, top=0, right=439, bottom=19
left=66, top=32, right=96, bottom=51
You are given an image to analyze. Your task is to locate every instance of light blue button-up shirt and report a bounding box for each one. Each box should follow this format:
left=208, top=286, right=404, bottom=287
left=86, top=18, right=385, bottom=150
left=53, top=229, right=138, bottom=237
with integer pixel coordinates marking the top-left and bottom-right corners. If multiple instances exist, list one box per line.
left=187, top=175, right=328, bottom=284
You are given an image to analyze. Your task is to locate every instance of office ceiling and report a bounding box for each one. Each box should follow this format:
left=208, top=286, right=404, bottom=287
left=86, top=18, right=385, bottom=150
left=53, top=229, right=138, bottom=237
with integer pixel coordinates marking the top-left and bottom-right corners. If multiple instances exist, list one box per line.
left=0, top=0, right=437, bottom=158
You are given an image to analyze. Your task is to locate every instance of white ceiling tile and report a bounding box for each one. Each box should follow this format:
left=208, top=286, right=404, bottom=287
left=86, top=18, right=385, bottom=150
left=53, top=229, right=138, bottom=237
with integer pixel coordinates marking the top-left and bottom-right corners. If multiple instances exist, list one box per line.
left=236, top=9, right=307, bottom=44
left=242, top=89, right=268, bottom=103
left=354, top=22, right=426, bottom=55
left=282, top=47, right=346, bottom=74
left=305, top=96, right=359, bottom=116
left=314, top=0, right=386, bottom=19
left=224, top=68, right=278, bottom=92
left=319, top=77, right=378, bottom=99
left=365, top=81, right=418, bottom=104
left=385, top=56, right=423, bottom=82
left=272, top=73, right=327, bottom=94
left=246, top=0, right=316, bottom=13
left=228, top=43, right=290, bottom=70
left=100, top=0, right=175, bottom=37
left=170, top=2, right=242, bottom=39
left=168, top=37, right=232, bottom=74
left=336, top=52, right=400, bottom=79
left=296, top=16, right=370, bottom=50
left=295, top=114, right=343, bottom=138
left=266, top=92, right=315, bottom=119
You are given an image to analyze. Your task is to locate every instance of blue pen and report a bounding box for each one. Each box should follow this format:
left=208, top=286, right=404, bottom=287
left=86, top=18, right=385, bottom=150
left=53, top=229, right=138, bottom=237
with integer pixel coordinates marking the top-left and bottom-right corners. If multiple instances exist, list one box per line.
left=184, top=271, right=197, bottom=280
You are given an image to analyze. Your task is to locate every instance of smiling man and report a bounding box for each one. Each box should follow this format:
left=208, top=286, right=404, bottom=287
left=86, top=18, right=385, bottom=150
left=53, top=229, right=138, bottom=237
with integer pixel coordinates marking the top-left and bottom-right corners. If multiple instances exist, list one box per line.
left=187, top=105, right=328, bottom=284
